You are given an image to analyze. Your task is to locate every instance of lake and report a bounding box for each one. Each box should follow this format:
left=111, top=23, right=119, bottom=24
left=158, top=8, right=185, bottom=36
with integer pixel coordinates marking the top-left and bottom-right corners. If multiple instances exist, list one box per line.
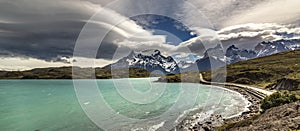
left=0, top=78, right=249, bottom=130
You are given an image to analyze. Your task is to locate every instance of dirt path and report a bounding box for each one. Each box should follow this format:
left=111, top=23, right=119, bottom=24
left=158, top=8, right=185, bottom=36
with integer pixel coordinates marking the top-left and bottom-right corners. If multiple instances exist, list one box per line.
left=199, top=74, right=275, bottom=97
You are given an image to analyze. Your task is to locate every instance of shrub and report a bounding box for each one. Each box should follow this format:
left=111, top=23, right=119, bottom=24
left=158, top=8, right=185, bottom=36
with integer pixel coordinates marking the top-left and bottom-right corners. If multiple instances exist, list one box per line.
left=260, top=91, right=299, bottom=110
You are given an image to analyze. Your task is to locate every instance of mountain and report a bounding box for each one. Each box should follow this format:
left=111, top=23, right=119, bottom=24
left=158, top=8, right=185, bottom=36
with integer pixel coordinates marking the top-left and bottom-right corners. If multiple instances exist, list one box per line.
left=178, top=44, right=226, bottom=72
left=177, top=38, right=300, bottom=72
left=106, top=49, right=180, bottom=74
left=177, top=61, right=194, bottom=69
left=204, top=49, right=300, bottom=90
left=226, top=45, right=257, bottom=63
left=194, top=44, right=226, bottom=71
left=162, top=49, right=300, bottom=90
left=107, top=39, right=300, bottom=73
left=255, top=39, right=300, bottom=56
left=226, top=39, right=300, bottom=64
left=172, top=53, right=200, bottom=70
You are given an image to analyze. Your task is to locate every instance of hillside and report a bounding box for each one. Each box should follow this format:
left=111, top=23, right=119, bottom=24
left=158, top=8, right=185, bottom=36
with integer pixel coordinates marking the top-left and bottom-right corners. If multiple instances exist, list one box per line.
left=1, top=50, right=299, bottom=90
left=203, top=49, right=300, bottom=91
left=0, top=67, right=151, bottom=79
left=219, top=101, right=300, bottom=130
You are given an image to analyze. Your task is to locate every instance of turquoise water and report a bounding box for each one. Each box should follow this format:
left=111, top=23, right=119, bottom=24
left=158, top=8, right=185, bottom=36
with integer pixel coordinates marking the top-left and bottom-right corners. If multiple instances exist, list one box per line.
left=0, top=78, right=249, bottom=130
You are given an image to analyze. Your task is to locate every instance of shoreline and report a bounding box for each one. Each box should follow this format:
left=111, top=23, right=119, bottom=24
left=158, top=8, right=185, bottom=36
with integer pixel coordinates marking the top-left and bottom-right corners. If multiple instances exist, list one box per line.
left=174, top=81, right=264, bottom=130
left=156, top=74, right=267, bottom=130
left=174, top=73, right=273, bottom=130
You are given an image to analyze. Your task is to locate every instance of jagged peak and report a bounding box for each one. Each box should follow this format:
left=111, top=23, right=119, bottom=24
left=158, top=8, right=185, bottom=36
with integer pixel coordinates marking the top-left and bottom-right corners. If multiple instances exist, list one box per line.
left=228, top=45, right=239, bottom=50
left=108, top=49, right=179, bottom=74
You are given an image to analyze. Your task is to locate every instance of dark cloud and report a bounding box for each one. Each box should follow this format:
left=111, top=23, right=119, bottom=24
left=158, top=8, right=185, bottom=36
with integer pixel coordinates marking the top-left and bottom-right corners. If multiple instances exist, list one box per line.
left=0, top=0, right=299, bottom=63
left=0, top=0, right=97, bottom=60
left=0, top=21, right=85, bottom=60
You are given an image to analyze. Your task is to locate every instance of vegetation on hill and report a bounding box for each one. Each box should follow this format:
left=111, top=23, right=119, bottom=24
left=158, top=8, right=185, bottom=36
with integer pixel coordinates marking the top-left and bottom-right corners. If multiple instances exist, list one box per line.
left=260, top=91, right=299, bottom=111
left=160, top=50, right=300, bottom=92
left=0, top=67, right=151, bottom=79
left=157, top=71, right=200, bottom=83
left=202, top=50, right=300, bottom=131
left=218, top=101, right=300, bottom=130
left=203, top=50, right=300, bottom=90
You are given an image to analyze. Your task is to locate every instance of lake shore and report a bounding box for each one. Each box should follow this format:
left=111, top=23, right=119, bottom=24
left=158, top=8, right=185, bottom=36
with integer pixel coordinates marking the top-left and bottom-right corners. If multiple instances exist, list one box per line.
left=155, top=74, right=268, bottom=130
left=174, top=84, right=262, bottom=130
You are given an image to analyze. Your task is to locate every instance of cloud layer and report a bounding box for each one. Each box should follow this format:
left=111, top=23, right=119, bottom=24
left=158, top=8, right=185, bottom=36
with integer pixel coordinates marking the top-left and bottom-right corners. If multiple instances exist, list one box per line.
left=0, top=0, right=299, bottom=70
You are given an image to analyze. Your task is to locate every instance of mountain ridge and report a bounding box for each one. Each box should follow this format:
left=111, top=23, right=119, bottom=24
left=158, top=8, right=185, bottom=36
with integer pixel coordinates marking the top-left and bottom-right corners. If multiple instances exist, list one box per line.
left=105, top=49, right=180, bottom=74
left=225, top=39, right=300, bottom=64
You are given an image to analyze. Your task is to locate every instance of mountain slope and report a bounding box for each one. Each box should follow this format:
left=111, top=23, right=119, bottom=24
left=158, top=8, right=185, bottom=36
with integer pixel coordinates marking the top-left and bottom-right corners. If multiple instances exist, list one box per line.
left=204, top=49, right=300, bottom=90
left=182, top=44, right=226, bottom=71
left=221, top=101, right=300, bottom=130
left=106, top=50, right=180, bottom=74
left=225, top=39, right=300, bottom=64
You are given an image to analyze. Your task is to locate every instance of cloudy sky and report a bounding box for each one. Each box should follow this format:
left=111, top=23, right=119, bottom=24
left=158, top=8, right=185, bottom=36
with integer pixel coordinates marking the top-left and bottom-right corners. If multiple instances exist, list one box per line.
left=0, top=0, right=300, bottom=71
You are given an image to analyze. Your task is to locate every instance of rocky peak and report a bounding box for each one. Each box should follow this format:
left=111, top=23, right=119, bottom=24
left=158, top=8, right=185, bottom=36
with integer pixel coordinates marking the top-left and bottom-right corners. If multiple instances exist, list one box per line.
left=106, top=49, right=180, bottom=74
left=228, top=45, right=239, bottom=50
left=203, top=44, right=224, bottom=58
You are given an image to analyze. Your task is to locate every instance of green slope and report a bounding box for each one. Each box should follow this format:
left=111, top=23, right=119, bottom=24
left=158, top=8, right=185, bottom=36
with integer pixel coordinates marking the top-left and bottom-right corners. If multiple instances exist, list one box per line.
left=203, top=49, right=300, bottom=90
left=0, top=67, right=151, bottom=79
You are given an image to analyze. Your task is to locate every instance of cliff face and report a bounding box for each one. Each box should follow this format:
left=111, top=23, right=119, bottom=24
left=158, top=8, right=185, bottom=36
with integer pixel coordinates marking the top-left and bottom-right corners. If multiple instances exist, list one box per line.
left=268, top=78, right=300, bottom=91
left=228, top=101, right=300, bottom=130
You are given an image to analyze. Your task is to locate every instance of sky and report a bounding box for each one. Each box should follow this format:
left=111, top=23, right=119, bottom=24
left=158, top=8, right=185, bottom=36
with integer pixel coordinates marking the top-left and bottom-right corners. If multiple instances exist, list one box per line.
left=131, top=14, right=197, bottom=45
left=0, top=0, right=300, bottom=71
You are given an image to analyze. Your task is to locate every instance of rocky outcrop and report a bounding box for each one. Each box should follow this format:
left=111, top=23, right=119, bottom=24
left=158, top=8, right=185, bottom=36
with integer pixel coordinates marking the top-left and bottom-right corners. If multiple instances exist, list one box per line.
left=228, top=101, right=300, bottom=130
left=268, top=78, right=299, bottom=91
left=106, top=50, right=180, bottom=74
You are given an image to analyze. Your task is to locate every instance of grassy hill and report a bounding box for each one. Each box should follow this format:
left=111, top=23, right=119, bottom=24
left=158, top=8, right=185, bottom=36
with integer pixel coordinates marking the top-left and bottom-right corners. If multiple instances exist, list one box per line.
left=219, top=101, right=300, bottom=130
left=160, top=50, right=300, bottom=91
left=203, top=49, right=300, bottom=90
left=0, top=67, right=151, bottom=79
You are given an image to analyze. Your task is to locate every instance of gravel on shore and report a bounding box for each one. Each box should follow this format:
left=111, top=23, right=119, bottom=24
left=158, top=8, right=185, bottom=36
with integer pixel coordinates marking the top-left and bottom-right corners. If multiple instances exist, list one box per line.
left=174, top=85, right=262, bottom=131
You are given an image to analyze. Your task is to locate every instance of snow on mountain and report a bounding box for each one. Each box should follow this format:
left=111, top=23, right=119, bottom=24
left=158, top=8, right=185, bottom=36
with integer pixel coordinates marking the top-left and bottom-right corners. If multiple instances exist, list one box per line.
left=177, top=61, right=194, bottom=69
left=106, top=39, right=300, bottom=73
left=194, top=44, right=226, bottom=71
left=226, top=39, right=300, bottom=64
left=181, top=44, right=226, bottom=71
left=172, top=53, right=200, bottom=70
left=106, top=49, right=180, bottom=74
left=226, top=45, right=256, bottom=63
left=183, top=39, right=300, bottom=71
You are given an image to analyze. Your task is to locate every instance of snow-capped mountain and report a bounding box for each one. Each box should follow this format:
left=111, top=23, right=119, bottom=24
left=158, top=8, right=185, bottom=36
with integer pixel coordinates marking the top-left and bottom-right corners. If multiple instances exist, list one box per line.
left=226, top=45, right=257, bottom=63
left=172, top=53, right=200, bottom=70
left=181, top=44, right=226, bottom=71
left=194, top=44, right=226, bottom=71
left=226, top=39, right=300, bottom=64
left=106, top=39, right=300, bottom=73
left=255, top=39, right=300, bottom=56
left=106, top=49, right=180, bottom=74
left=183, top=39, right=300, bottom=71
